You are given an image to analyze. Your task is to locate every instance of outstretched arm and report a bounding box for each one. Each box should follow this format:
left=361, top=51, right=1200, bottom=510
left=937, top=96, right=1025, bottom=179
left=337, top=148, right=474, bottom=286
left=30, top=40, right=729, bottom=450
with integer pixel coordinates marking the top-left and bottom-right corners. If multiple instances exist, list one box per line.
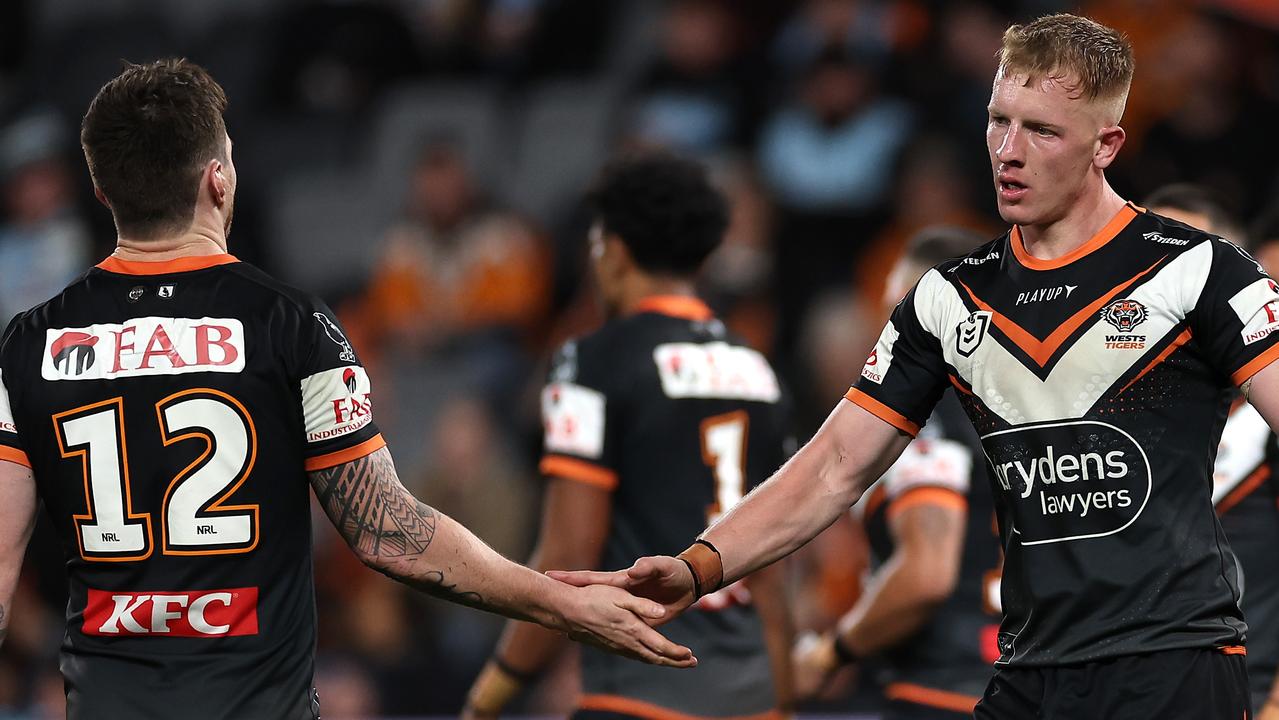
left=0, top=459, right=37, bottom=651
left=552, top=400, right=911, bottom=615
left=309, top=447, right=694, bottom=667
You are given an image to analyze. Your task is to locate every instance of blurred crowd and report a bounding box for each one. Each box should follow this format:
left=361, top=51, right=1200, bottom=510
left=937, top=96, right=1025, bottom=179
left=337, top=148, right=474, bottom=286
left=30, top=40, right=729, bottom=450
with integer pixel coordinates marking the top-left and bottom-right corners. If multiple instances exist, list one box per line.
left=2, top=0, right=1279, bottom=717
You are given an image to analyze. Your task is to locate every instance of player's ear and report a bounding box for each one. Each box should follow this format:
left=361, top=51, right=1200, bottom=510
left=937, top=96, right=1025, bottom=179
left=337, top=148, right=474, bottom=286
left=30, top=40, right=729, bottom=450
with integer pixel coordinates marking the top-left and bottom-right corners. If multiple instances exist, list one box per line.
left=93, top=185, right=111, bottom=209
left=205, top=159, right=229, bottom=208
left=1094, top=125, right=1125, bottom=170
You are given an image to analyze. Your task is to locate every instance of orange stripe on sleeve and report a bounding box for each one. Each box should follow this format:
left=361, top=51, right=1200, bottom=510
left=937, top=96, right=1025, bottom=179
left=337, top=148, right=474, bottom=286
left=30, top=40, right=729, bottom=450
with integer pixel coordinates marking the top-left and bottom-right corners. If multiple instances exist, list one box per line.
left=1233, top=342, right=1279, bottom=386
left=884, top=683, right=980, bottom=713
left=1221, top=645, right=1247, bottom=656
left=0, top=445, right=31, bottom=468
left=304, top=433, right=387, bottom=471
left=1217, top=466, right=1270, bottom=516
left=886, top=486, right=967, bottom=521
left=539, top=455, right=618, bottom=490
left=578, top=694, right=782, bottom=720
left=844, top=388, right=920, bottom=436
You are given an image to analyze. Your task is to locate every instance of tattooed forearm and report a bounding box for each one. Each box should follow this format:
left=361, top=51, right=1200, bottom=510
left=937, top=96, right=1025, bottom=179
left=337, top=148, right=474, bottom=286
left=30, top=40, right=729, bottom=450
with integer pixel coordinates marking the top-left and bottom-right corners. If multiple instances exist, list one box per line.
left=309, top=447, right=493, bottom=611
left=310, top=448, right=437, bottom=560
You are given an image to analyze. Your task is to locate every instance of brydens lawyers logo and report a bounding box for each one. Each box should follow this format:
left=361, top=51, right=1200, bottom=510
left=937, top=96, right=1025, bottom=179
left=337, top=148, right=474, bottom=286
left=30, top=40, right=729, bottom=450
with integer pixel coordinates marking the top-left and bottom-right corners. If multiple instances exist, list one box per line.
left=50, top=331, right=99, bottom=376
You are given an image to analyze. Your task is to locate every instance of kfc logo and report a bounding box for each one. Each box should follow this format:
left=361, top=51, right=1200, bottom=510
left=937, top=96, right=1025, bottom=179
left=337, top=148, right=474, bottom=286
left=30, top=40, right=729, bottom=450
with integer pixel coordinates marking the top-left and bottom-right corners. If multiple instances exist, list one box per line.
left=43, top=318, right=245, bottom=381
left=83, top=587, right=259, bottom=637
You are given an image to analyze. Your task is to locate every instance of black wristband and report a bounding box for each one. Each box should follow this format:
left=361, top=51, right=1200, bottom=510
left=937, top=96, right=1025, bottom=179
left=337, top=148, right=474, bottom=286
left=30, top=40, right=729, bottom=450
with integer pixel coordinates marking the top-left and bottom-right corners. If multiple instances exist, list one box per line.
left=678, top=556, right=703, bottom=598
left=832, top=634, right=860, bottom=665
left=493, top=656, right=539, bottom=684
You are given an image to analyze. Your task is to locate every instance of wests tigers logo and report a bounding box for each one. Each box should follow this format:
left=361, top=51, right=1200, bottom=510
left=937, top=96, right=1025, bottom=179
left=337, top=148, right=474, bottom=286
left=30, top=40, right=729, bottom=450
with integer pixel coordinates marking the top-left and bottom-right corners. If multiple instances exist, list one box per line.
left=1100, top=299, right=1148, bottom=333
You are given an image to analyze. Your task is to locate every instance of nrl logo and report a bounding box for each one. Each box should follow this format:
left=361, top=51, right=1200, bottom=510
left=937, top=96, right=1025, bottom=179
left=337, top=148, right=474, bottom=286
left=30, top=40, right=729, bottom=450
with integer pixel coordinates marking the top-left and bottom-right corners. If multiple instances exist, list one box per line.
left=1100, top=299, right=1148, bottom=333
left=956, top=311, right=992, bottom=358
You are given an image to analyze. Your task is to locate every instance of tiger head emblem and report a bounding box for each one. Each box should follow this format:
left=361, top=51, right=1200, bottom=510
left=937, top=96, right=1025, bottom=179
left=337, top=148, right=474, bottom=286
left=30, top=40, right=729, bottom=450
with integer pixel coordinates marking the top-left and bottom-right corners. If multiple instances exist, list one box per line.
left=1100, top=299, right=1148, bottom=333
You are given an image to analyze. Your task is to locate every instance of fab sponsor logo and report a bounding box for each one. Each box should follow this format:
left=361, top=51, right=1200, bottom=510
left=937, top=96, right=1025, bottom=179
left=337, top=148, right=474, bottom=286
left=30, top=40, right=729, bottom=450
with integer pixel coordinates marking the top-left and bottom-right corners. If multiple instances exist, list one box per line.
left=42, top=317, right=244, bottom=381
left=982, top=420, right=1152, bottom=545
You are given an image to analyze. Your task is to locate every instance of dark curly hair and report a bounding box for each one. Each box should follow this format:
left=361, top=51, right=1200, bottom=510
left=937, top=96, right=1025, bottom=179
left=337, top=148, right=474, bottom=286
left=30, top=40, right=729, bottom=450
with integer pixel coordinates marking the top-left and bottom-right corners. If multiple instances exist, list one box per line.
left=81, top=58, right=228, bottom=239
left=585, top=151, right=729, bottom=276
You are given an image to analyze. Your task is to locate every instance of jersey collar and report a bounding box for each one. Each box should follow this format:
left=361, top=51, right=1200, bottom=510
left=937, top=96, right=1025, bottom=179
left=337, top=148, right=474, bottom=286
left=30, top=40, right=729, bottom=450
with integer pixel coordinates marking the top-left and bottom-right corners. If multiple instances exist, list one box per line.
left=631, top=295, right=714, bottom=321
left=1010, top=202, right=1140, bottom=271
left=96, top=253, right=240, bottom=275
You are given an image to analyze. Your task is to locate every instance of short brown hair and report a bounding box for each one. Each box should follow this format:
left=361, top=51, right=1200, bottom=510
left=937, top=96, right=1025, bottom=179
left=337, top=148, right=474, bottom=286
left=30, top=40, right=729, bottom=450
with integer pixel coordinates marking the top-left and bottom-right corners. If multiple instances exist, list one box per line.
left=998, top=14, right=1134, bottom=107
left=81, top=59, right=228, bottom=238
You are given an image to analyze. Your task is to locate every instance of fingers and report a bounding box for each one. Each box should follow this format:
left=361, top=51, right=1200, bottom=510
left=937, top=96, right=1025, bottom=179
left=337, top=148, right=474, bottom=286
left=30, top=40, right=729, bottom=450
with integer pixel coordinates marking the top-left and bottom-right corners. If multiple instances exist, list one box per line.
left=614, top=592, right=667, bottom=621
left=626, top=556, right=669, bottom=582
left=545, top=569, right=629, bottom=588
left=630, top=622, right=697, bottom=667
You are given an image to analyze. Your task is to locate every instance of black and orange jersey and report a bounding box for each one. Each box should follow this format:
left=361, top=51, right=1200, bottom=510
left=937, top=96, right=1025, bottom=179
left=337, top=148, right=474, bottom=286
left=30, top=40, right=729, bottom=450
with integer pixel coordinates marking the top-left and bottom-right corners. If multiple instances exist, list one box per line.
left=1213, top=399, right=1279, bottom=706
left=539, top=296, right=791, bottom=719
left=0, top=254, right=384, bottom=720
left=849, top=203, right=1279, bottom=666
left=856, top=393, right=1001, bottom=711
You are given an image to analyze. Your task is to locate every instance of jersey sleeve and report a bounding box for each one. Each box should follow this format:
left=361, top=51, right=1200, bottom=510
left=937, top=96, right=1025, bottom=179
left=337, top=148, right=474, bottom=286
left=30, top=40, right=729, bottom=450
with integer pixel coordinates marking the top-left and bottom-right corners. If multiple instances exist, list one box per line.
left=538, top=341, right=618, bottom=491
left=0, top=319, right=30, bottom=468
left=293, top=300, right=384, bottom=471
left=1191, top=239, right=1279, bottom=385
left=879, top=432, right=972, bottom=522
left=846, top=279, right=950, bottom=436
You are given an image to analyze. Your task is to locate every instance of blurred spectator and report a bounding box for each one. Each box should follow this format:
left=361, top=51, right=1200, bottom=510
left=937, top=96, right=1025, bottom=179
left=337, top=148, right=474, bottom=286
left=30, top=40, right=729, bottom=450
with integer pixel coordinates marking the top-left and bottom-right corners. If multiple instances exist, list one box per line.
left=1124, top=13, right=1279, bottom=218
left=855, top=136, right=1000, bottom=311
left=759, top=47, right=912, bottom=213
left=770, top=0, right=928, bottom=84
left=1249, top=205, right=1279, bottom=276
left=0, top=111, right=91, bottom=322
left=624, top=0, right=757, bottom=154
left=315, top=655, right=383, bottom=720
left=360, top=138, right=550, bottom=359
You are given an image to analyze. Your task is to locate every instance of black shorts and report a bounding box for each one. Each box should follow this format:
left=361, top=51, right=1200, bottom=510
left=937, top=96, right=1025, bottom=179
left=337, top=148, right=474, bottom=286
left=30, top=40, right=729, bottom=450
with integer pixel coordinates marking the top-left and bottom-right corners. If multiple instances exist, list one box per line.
left=975, top=647, right=1250, bottom=720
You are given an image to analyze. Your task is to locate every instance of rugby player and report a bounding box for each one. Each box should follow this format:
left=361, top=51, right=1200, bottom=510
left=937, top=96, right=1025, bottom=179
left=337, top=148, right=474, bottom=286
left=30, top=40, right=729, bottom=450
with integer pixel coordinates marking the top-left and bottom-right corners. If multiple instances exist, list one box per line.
left=793, top=227, right=999, bottom=719
left=554, top=14, right=1279, bottom=718
left=0, top=59, right=692, bottom=720
left=464, top=153, right=794, bottom=719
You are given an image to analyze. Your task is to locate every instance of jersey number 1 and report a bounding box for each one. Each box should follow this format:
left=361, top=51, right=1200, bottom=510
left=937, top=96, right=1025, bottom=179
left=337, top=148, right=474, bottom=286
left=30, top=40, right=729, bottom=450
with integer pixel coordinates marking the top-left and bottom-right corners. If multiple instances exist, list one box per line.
left=701, top=410, right=749, bottom=525
left=54, top=390, right=259, bottom=562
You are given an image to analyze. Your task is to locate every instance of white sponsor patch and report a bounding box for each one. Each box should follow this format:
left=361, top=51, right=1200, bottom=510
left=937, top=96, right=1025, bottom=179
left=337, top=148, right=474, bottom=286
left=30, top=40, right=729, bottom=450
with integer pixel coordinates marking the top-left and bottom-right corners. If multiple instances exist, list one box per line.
left=861, top=322, right=899, bottom=384
left=1212, top=402, right=1270, bottom=505
left=653, top=342, right=781, bottom=402
left=42, top=317, right=245, bottom=381
left=881, top=436, right=972, bottom=498
left=0, top=369, right=15, bottom=434
left=1229, top=277, right=1279, bottom=345
left=301, top=366, right=373, bottom=443
left=542, top=382, right=605, bottom=458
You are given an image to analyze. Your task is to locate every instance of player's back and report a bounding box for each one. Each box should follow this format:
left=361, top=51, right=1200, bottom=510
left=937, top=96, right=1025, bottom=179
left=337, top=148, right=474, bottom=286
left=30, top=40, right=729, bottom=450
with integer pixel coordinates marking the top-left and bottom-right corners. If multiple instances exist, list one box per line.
left=0, top=255, right=383, bottom=720
left=540, top=297, right=790, bottom=717
left=857, top=393, right=1002, bottom=709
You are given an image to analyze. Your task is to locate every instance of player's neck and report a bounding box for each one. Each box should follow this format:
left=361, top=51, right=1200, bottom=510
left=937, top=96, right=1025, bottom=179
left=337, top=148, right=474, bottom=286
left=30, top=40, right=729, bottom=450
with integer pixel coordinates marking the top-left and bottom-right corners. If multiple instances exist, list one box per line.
left=618, top=275, right=698, bottom=315
left=112, top=227, right=228, bottom=262
left=1017, top=181, right=1127, bottom=261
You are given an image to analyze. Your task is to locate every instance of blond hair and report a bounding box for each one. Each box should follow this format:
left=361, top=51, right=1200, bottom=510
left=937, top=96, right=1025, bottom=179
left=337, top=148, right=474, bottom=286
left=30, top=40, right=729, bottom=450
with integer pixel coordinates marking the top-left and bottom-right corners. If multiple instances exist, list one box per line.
left=998, top=14, right=1134, bottom=121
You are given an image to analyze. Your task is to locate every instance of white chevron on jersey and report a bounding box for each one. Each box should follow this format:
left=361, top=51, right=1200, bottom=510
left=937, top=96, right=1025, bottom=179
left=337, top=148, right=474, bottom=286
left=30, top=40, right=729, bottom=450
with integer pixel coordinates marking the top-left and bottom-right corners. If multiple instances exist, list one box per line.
left=1212, top=402, right=1270, bottom=505
left=913, top=243, right=1213, bottom=426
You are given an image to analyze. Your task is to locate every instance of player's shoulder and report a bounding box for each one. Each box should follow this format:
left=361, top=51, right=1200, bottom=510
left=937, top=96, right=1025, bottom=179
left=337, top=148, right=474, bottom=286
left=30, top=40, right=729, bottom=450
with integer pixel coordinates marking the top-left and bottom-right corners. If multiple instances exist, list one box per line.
left=220, top=262, right=331, bottom=317
left=1131, top=208, right=1222, bottom=254
left=932, top=235, right=1006, bottom=280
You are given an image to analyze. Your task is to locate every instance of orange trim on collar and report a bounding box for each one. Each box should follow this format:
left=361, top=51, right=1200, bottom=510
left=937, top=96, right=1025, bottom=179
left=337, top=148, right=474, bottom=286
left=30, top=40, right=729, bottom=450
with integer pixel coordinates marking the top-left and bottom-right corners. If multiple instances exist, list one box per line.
left=1011, top=204, right=1138, bottom=271
left=631, top=295, right=714, bottom=322
left=96, top=254, right=240, bottom=276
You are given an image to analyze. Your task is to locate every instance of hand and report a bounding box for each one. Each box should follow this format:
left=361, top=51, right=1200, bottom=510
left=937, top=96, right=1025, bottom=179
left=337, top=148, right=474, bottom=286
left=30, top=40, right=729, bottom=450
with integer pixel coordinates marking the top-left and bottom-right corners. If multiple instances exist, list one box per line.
left=554, top=581, right=698, bottom=667
left=548, top=555, right=698, bottom=622
left=1258, top=698, right=1279, bottom=720
left=792, top=631, right=841, bottom=700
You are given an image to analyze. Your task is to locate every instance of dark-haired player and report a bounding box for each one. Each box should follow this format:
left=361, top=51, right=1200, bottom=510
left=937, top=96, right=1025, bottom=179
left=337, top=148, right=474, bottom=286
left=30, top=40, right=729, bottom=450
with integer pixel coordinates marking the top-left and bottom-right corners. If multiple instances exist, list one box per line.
left=0, top=59, right=693, bottom=720
left=1147, top=185, right=1279, bottom=718
left=793, top=227, right=999, bottom=720
left=554, top=14, right=1279, bottom=719
left=463, top=153, right=794, bottom=720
